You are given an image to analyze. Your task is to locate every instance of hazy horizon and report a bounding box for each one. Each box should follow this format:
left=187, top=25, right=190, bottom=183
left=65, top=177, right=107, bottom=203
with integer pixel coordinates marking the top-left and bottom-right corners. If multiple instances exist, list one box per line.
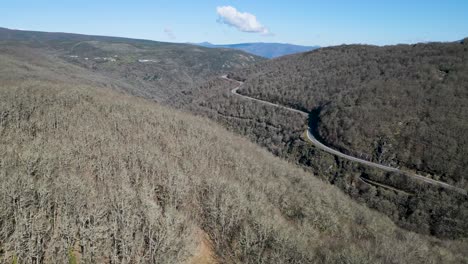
left=2, top=0, right=468, bottom=46
left=2, top=26, right=466, bottom=48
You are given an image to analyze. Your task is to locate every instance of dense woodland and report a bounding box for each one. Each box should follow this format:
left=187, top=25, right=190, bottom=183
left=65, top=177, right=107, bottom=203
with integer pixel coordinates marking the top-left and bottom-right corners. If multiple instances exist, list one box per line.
left=174, top=41, right=468, bottom=239
left=1, top=29, right=468, bottom=262
left=176, top=75, right=468, bottom=239
left=3, top=51, right=468, bottom=263
left=229, top=39, right=468, bottom=189
left=3, top=31, right=466, bottom=239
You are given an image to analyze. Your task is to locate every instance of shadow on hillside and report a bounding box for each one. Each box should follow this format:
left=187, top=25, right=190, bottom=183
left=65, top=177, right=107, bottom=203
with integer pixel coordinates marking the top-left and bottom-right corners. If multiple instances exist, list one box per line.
left=307, top=107, right=325, bottom=142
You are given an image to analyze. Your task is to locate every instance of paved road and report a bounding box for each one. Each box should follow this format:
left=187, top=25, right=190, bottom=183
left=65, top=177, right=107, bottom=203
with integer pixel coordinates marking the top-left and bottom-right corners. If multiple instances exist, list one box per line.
left=223, top=75, right=308, bottom=116
left=222, top=75, right=467, bottom=195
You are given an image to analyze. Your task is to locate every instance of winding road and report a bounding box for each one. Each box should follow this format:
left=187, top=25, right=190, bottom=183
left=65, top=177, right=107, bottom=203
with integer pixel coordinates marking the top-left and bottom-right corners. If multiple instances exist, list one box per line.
left=221, top=75, right=467, bottom=195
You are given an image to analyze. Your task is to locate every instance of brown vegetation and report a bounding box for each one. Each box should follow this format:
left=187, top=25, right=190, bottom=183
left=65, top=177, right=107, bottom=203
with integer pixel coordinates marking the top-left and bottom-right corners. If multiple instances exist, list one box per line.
left=1, top=55, right=467, bottom=263
left=169, top=40, right=468, bottom=238
left=174, top=70, right=468, bottom=239
left=229, top=40, right=468, bottom=189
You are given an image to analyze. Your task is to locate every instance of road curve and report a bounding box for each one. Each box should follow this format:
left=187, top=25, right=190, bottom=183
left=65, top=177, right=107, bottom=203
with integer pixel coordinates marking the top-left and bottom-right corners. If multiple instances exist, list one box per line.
left=221, top=75, right=467, bottom=195
left=223, top=75, right=308, bottom=116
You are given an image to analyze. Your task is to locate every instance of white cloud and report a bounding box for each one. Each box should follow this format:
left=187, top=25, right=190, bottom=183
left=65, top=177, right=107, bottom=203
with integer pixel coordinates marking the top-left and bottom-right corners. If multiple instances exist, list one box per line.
left=164, top=28, right=176, bottom=40
left=216, top=6, right=270, bottom=35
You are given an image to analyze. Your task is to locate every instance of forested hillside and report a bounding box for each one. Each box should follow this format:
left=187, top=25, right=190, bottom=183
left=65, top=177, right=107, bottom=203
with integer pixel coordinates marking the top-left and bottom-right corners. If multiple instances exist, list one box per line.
left=0, top=27, right=264, bottom=101
left=174, top=41, right=468, bottom=239
left=3, top=46, right=468, bottom=263
left=228, top=40, right=468, bottom=189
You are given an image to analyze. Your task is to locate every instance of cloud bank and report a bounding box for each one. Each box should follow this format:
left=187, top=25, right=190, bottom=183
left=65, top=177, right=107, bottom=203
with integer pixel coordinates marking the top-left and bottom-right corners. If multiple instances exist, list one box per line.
left=216, top=6, right=270, bottom=35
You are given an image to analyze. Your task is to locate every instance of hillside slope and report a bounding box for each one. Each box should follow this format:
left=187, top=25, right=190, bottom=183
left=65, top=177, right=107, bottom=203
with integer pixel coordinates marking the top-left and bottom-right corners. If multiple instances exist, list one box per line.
left=0, top=27, right=264, bottom=101
left=175, top=42, right=468, bottom=239
left=229, top=40, right=468, bottom=189
left=1, top=43, right=468, bottom=264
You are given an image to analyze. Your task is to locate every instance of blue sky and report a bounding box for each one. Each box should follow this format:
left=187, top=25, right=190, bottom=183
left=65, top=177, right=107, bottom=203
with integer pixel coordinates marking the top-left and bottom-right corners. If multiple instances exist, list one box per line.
left=2, top=0, right=468, bottom=46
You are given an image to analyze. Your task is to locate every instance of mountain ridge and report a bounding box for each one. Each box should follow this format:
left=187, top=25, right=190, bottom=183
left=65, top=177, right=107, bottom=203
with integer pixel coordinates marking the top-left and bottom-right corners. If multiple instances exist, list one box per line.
left=195, top=41, right=320, bottom=58
left=0, top=27, right=264, bottom=102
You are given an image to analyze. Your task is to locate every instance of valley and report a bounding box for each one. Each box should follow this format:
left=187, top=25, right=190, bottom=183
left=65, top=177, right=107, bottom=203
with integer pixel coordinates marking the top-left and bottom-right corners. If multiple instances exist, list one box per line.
left=223, top=74, right=467, bottom=195
left=175, top=40, right=468, bottom=239
left=0, top=27, right=467, bottom=263
left=228, top=41, right=468, bottom=189
left=0, top=27, right=264, bottom=102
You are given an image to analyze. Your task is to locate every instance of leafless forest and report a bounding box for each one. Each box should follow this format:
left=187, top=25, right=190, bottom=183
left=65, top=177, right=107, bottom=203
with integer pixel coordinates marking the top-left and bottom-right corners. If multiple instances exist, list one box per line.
left=0, top=30, right=467, bottom=263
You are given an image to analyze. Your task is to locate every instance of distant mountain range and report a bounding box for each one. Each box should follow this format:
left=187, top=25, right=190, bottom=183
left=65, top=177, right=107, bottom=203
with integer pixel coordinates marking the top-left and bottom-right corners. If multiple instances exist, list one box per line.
left=195, top=42, right=320, bottom=58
